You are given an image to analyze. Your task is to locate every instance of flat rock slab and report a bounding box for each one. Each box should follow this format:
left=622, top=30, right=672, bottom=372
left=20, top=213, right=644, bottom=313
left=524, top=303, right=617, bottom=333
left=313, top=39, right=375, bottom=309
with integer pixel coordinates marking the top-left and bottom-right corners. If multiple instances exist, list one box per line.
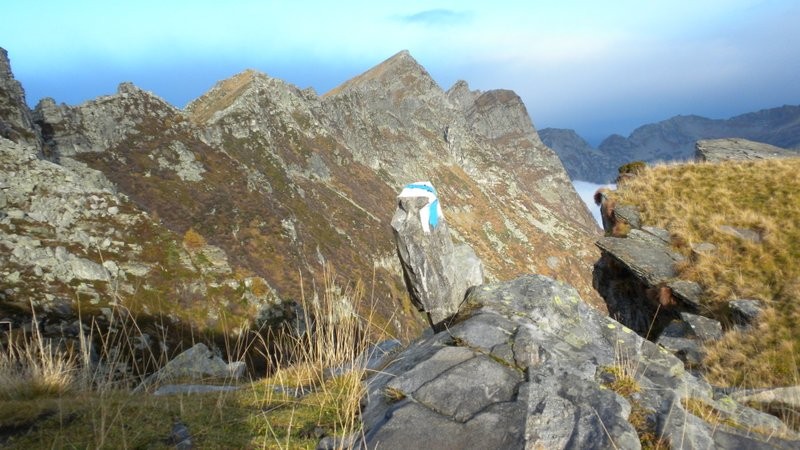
left=596, top=236, right=682, bottom=286
left=414, top=355, right=522, bottom=422
left=732, top=386, right=800, bottom=411
left=695, top=138, right=798, bottom=163
left=668, top=279, right=704, bottom=309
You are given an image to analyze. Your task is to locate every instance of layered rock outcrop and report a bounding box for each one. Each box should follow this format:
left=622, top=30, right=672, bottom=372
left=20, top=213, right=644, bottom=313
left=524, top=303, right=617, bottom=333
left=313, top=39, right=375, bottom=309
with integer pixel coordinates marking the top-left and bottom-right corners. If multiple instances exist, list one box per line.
left=0, top=49, right=39, bottom=149
left=359, top=275, right=798, bottom=449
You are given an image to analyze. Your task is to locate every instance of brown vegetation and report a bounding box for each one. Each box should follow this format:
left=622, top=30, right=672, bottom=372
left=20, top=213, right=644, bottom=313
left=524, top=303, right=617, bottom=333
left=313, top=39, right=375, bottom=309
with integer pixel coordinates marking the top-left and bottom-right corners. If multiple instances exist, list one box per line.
left=611, top=157, right=800, bottom=387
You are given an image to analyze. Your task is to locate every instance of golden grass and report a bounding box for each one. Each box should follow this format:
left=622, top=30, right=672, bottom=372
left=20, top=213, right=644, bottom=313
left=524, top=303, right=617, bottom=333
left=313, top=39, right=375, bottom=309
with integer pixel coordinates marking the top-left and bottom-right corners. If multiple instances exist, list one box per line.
left=611, top=157, right=800, bottom=387
left=0, top=265, right=377, bottom=448
left=600, top=339, right=669, bottom=449
left=0, top=314, right=77, bottom=400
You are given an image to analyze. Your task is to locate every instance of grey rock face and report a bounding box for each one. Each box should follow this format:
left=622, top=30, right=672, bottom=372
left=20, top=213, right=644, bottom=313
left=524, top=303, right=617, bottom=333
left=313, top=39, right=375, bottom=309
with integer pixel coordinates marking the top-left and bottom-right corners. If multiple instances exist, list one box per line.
left=360, top=275, right=797, bottom=449
left=731, top=386, right=800, bottom=424
left=696, top=138, right=798, bottom=163
left=729, top=299, right=763, bottom=328
left=0, top=47, right=39, bottom=149
left=679, top=312, right=722, bottom=342
left=667, top=280, right=704, bottom=309
left=34, top=82, right=178, bottom=160
left=391, top=186, right=483, bottom=328
left=596, top=237, right=682, bottom=286
left=718, top=224, right=763, bottom=243
left=136, top=343, right=245, bottom=391
left=540, top=127, right=614, bottom=182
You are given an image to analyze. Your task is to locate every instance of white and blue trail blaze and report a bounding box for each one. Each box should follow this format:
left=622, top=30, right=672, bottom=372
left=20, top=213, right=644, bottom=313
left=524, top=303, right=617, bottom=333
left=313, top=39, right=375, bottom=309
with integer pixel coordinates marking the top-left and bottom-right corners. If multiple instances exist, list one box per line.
left=398, top=182, right=443, bottom=233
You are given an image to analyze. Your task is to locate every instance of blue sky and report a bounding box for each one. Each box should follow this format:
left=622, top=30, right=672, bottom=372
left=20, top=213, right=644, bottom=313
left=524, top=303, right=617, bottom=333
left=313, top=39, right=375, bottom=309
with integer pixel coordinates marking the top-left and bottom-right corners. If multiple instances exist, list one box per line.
left=2, top=0, right=798, bottom=144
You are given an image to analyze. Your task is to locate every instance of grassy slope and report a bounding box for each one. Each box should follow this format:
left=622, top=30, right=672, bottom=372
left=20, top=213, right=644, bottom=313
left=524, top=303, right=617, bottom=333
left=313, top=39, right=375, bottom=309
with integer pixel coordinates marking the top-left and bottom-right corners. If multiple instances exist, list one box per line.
left=0, top=372, right=361, bottom=449
left=612, top=158, right=800, bottom=387
left=1, top=267, right=371, bottom=448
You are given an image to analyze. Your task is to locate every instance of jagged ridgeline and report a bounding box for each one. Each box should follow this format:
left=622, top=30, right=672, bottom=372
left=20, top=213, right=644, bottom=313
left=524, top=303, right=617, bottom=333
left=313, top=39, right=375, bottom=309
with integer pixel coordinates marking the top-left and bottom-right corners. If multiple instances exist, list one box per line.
left=1, top=48, right=600, bottom=354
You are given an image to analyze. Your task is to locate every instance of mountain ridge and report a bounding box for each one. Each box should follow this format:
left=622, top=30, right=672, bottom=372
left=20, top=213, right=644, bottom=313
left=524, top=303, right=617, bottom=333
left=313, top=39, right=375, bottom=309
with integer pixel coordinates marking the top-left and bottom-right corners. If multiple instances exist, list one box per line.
left=1, top=47, right=602, bottom=347
left=542, top=105, right=800, bottom=182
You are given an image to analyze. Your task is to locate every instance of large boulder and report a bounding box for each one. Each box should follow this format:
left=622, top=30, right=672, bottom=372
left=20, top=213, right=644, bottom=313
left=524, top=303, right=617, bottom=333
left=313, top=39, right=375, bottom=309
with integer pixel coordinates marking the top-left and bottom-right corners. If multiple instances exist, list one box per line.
left=135, top=343, right=245, bottom=391
left=391, top=182, right=483, bottom=329
left=695, top=138, right=798, bottom=163
left=358, top=275, right=799, bottom=449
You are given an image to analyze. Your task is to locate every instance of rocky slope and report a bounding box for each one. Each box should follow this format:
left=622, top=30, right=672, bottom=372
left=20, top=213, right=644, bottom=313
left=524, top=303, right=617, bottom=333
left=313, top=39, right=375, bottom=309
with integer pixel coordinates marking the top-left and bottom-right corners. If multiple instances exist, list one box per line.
left=360, top=274, right=799, bottom=449
left=541, top=106, right=800, bottom=183
left=1, top=48, right=602, bottom=349
left=538, top=128, right=612, bottom=182
left=0, top=48, right=39, bottom=150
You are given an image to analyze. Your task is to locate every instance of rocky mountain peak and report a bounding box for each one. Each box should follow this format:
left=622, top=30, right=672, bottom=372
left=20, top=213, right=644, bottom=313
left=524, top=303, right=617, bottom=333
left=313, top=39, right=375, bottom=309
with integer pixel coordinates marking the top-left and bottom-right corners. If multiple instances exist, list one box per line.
left=185, top=69, right=265, bottom=124
left=324, top=50, right=441, bottom=100
left=0, top=47, right=39, bottom=149
left=32, top=79, right=180, bottom=160
left=466, top=89, right=541, bottom=144
left=446, top=80, right=480, bottom=112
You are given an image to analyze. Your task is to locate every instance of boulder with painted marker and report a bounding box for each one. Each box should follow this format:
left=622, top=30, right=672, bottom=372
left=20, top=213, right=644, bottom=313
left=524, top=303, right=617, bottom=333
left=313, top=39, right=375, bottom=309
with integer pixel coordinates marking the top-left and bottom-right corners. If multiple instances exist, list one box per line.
left=391, top=182, right=483, bottom=329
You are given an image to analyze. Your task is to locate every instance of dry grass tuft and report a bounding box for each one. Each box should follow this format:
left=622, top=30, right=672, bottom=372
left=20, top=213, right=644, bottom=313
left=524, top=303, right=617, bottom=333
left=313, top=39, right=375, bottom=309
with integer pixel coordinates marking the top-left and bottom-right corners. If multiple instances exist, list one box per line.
left=0, top=315, right=77, bottom=400
left=0, top=265, right=379, bottom=448
left=611, top=157, right=800, bottom=387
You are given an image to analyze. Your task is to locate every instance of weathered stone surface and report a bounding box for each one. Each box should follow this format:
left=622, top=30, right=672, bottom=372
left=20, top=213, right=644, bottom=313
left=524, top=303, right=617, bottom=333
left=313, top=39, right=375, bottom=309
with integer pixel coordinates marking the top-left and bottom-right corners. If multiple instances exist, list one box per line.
left=596, top=237, right=681, bottom=286
left=729, top=299, right=763, bottom=327
left=628, top=228, right=667, bottom=247
left=696, top=138, right=798, bottom=163
left=448, top=311, right=516, bottom=350
left=613, top=204, right=641, bottom=229
left=679, top=312, right=722, bottom=342
left=668, top=279, right=704, bottom=309
left=137, top=343, right=245, bottom=391
left=718, top=224, right=763, bottom=243
left=731, top=386, right=800, bottom=424
left=641, top=226, right=671, bottom=244
left=385, top=346, right=476, bottom=395
left=361, top=275, right=798, bottom=449
left=656, top=335, right=705, bottom=366
left=0, top=48, right=39, bottom=149
left=391, top=187, right=483, bottom=327
left=414, top=355, right=522, bottom=422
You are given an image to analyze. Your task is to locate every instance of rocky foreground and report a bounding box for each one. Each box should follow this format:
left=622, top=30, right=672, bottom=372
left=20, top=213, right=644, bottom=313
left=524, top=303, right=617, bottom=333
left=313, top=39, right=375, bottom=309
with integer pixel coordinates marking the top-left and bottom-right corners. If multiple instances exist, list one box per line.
left=361, top=181, right=798, bottom=449
left=359, top=274, right=798, bottom=449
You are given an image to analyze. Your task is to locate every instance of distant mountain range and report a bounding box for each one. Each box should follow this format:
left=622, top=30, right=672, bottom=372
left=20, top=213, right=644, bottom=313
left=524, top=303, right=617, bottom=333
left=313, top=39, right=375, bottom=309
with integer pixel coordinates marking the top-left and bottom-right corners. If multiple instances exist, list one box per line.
left=541, top=106, right=800, bottom=183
